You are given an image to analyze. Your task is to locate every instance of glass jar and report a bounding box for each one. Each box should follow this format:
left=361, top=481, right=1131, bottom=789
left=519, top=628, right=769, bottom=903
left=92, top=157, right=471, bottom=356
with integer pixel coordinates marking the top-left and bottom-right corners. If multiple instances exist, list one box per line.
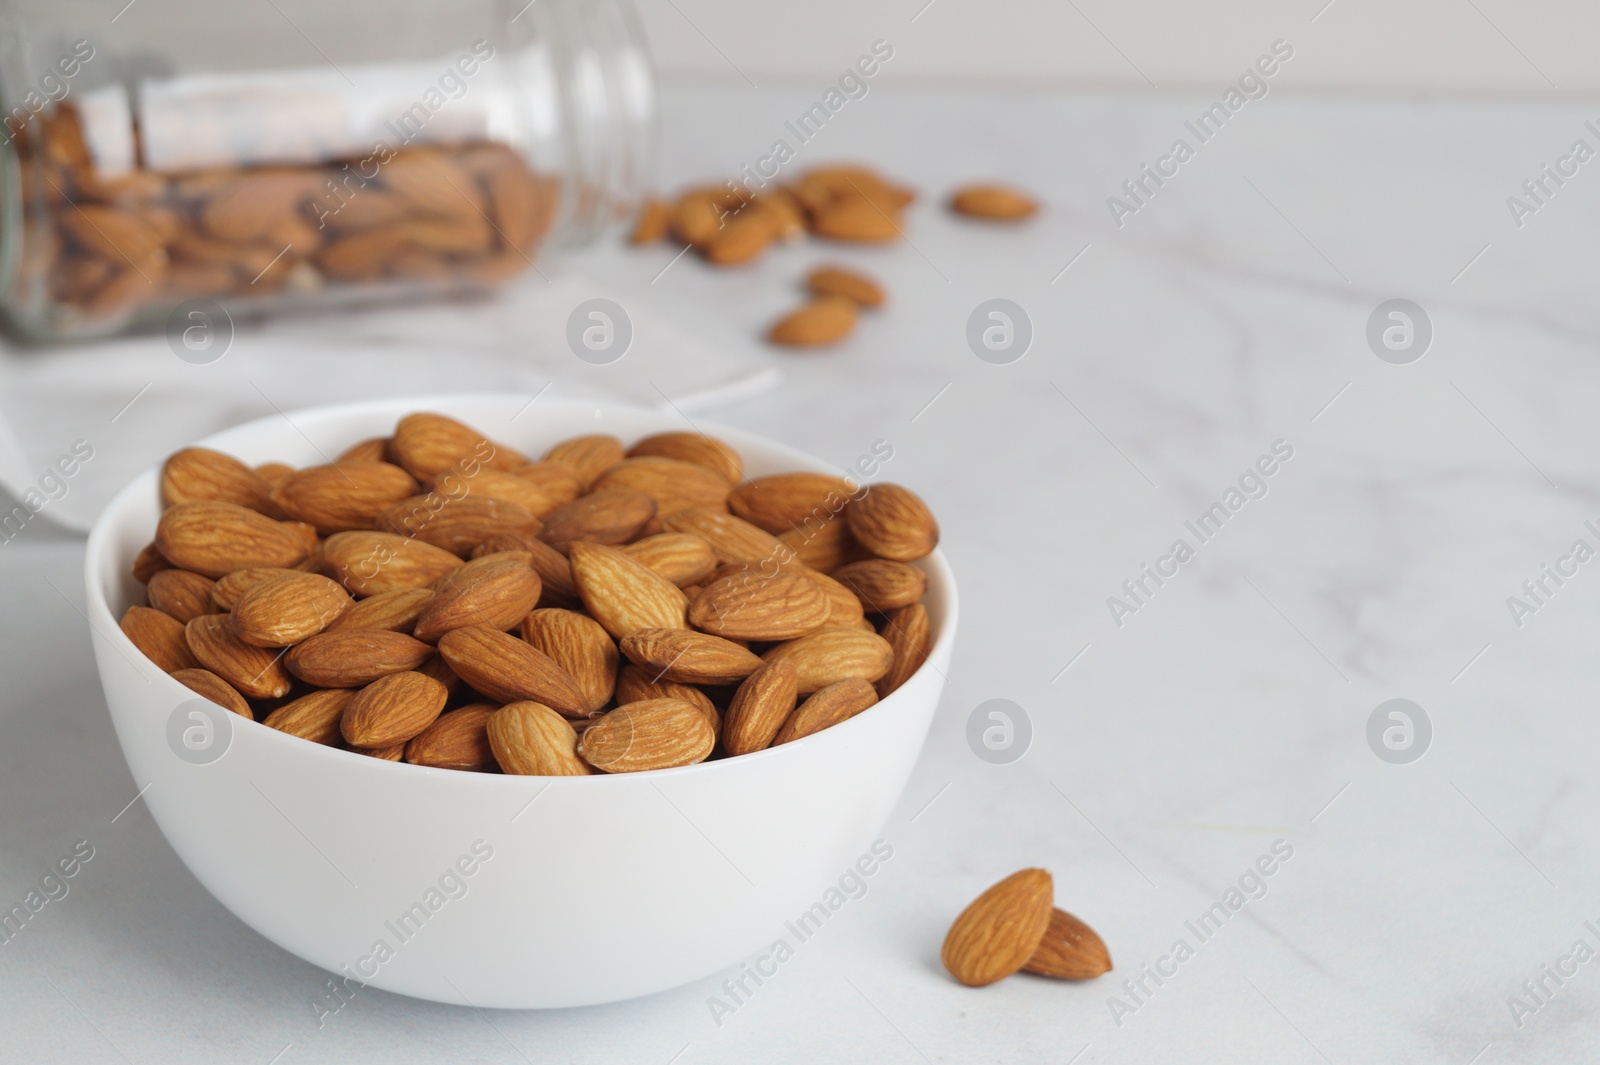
left=0, top=0, right=655, bottom=340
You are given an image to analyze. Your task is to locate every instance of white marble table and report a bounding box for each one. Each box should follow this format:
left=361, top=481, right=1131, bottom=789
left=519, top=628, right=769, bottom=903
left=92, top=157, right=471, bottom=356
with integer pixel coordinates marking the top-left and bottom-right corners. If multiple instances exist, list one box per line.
left=5, top=81, right=1600, bottom=1063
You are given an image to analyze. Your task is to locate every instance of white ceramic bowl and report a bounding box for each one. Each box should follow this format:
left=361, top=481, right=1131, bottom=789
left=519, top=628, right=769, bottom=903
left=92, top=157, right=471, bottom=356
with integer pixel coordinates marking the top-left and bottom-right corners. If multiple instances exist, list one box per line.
left=83, top=395, right=957, bottom=1009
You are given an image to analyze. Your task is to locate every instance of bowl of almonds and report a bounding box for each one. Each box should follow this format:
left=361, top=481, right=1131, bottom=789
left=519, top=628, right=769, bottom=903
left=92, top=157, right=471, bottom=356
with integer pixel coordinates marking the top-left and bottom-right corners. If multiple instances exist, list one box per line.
left=84, top=396, right=955, bottom=1008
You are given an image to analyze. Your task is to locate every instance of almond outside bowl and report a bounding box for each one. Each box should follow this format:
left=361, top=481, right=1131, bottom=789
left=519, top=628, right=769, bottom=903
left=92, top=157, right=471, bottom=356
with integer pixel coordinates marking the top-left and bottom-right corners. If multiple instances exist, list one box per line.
left=83, top=395, right=958, bottom=1009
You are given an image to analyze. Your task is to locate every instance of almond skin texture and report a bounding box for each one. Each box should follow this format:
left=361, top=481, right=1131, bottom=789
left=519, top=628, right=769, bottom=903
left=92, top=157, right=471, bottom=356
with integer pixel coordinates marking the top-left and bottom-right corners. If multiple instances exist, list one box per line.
left=378, top=493, right=541, bottom=557
left=231, top=571, right=353, bottom=647
left=487, top=701, right=593, bottom=775
left=768, top=295, right=858, bottom=346
left=877, top=603, right=931, bottom=697
left=444, top=466, right=570, bottom=518
left=144, top=569, right=216, bottom=624
left=341, top=671, right=448, bottom=748
left=520, top=609, right=618, bottom=714
left=170, top=668, right=252, bottom=718
left=120, top=605, right=200, bottom=673
left=388, top=412, right=523, bottom=480
left=336, top=437, right=390, bottom=464
left=507, top=461, right=584, bottom=516
left=807, top=567, right=868, bottom=628
left=184, top=614, right=293, bottom=698
left=132, top=541, right=172, bottom=583
left=619, top=628, right=763, bottom=686
left=539, top=488, right=656, bottom=546
left=285, top=630, right=434, bottom=688
left=161, top=447, right=278, bottom=515
left=210, top=566, right=302, bottom=611
left=950, top=184, right=1039, bottom=221
left=1022, top=909, right=1113, bottom=979
left=322, top=531, right=462, bottom=596
left=806, top=265, right=885, bottom=308
left=689, top=570, right=830, bottom=641
left=614, top=664, right=721, bottom=739
left=577, top=698, right=715, bottom=773
left=568, top=542, right=689, bottom=639
left=624, top=533, right=719, bottom=587
left=437, top=624, right=590, bottom=715
left=476, top=534, right=580, bottom=607
left=356, top=743, right=407, bottom=761
left=941, top=869, right=1055, bottom=987
left=830, top=559, right=928, bottom=613
left=412, top=555, right=541, bottom=642
left=406, top=705, right=498, bottom=771
left=272, top=461, right=419, bottom=533
left=723, top=660, right=798, bottom=756
left=264, top=688, right=354, bottom=745
left=324, top=587, right=435, bottom=633
left=848, top=483, right=939, bottom=561
left=155, top=501, right=309, bottom=578
left=761, top=627, right=895, bottom=693
left=661, top=509, right=795, bottom=569
left=779, top=517, right=868, bottom=572
left=728, top=473, right=859, bottom=534
left=592, top=457, right=732, bottom=523
left=542, top=434, right=624, bottom=489
left=626, top=432, right=744, bottom=484
left=774, top=677, right=878, bottom=744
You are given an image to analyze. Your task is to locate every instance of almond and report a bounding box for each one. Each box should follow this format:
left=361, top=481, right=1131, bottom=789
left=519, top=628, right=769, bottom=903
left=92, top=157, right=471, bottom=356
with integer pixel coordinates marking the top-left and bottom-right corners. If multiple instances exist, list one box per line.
left=848, top=483, right=939, bottom=561
left=519, top=608, right=618, bottom=713
left=831, top=559, right=928, bottom=612
left=778, top=518, right=868, bottom=572
left=170, top=668, right=252, bottom=718
left=381, top=149, right=485, bottom=220
left=161, top=447, right=278, bottom=514
left=336, top=437, right=390, bottom=464
left=208, top=567, right=297, bottom=611
left=284, top=630, right=433, bottom=688
left=773, top=677, right=877, bottom=744
left=322, top=530, right=462, bottom=596
left=120, top=605, right=200, bottom=673
left=486, top=701, right=592, bottom=775
left=231, top=571, right=352, bottom=647
left=626, top=432, right=744, bottom=484
left=264, top=688, right=353, bottom=745
left=538, top=487, right=655, bottom=545
left=254, top=462, right=295, bottom=488
left=154, top=501, right=309, bottom=578
left=132, top=541, right=172, bottom=583
left=728, top=472, right=859, bottom=534
left=577, top=698, right=715, bottom=773
left=723, top=659, right=798, bottom=755
left=412, top=555, right=541, bottom=642
left=619, top=628, right=763, bottom=685
left=341, top=671, right=448, bottom=748
left=60, top=203, right=165, bottom=261
left=507, top=461, right=584, bottom=515
left=542, top=434, right=624, bottom=489
left=475, top=533, right=580, bottom=607
left=950, top=184, right=1039, bottom=221
left=628, top=198, right=670, bottom=244
left=806, top=567, right=868, bottom=627
left=1022, top=909, right=1113, bottom=979
left=416, top=651, right=462, bottom=695
left=387, top=412, right=523, bottom=480
left=623, top=532, right=718, bottom=586
left=592, top=457, right=732, bottom=523
left=688, top=570, right=830, bottom=641
left=378, top=493, right=541, bottom=557
left=761, top=627, right=894, bottom=693
left=437, top=624, right=589, bottom=715
left=806, top=265, right=885, bottom=308
left=661, top=508, right=794, bottom=568
left=184, top=613, right=293, bottom=698
left=323, top=587, right=435, bottom=633
left=145, top=569, right=217, bottom=624
left=672, top=193, right=725, bottom=246
left=568, top=542, right=689, bottom=638
left=704, top=209, right=773, bottom=265
left=768, top=296, right=857, bottom=346
left=942, top=869, right=1055, bottom=987
left=272, top=462, right=419, bottom=533
left=615, top=664, right=721, bottom=739
left=810, top=197, right=901, bottom=243
left=405, top=704, right=498, bottom=771
left=448, top=466, right=572, bottom=518
left=355, top=743, right=407, bottom=761
left=877, top=603, right=931, bottom=697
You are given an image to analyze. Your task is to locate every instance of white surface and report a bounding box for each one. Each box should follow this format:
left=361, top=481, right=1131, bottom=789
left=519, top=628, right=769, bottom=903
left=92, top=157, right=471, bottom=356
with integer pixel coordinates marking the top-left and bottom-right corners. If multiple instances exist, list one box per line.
left=83, top=395, right=956, bottom=1009
left=4, top=79, right=1600, bottom=1061
left=636, top=0, right=1592, bottom=92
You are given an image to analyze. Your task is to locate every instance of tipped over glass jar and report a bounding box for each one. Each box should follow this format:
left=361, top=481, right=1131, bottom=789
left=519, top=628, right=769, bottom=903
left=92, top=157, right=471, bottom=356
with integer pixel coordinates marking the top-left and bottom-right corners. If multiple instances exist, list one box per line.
left=0, top=0, right=655, bottom=339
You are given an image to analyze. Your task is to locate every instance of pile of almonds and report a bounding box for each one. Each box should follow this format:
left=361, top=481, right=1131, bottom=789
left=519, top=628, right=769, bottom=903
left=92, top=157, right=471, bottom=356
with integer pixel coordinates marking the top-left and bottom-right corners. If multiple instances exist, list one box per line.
left=120, top=412, right=940, bottom=774
left=942, top=868, right=1111, bottom=987
left=629, top=164, right=1038, bottom=348
left=14, top=104, right=556, bottom=330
